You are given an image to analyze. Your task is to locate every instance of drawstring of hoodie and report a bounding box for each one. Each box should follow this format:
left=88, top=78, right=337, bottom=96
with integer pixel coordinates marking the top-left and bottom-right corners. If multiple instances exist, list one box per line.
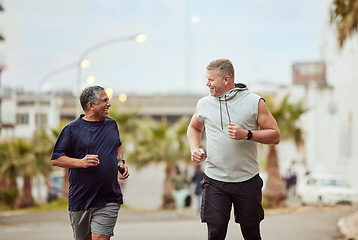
left=219, top=95, right=232, bottom=130
left=224, top=95, right=231, bottom=123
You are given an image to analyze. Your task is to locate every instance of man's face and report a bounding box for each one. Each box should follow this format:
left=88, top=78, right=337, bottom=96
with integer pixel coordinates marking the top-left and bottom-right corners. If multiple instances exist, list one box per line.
left=206, top=69, right=225, bottom=97
left=91, top=91, right=111, bottom=120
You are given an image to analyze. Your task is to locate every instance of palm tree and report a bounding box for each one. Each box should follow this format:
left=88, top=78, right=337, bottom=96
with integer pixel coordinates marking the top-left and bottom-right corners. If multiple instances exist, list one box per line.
left=50, top=122, right=69, bottom=201
left=109, top=105, right=139, bottom=137
left=16, top=129, right=54, bottom=208
left=0, top=140, right=19, bottom=191
left=127, top=116, right=191, bottom=208
left=263, top=94, right=307, bottom=208
left=0, top=140, right=20, bottom=208
left=14, top=138, right=36, bottom=208
left=111, top=106, right=191, bottom=208
left=172, top=116, right=192, bottom=163
left=330, top=0, right=358, bottom=48
left=32, top=129, right=56, bottom=198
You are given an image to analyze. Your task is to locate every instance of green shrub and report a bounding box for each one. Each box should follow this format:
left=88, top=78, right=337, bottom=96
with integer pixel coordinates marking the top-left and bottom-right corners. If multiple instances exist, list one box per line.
left=0, top=189, right=19, bottom=209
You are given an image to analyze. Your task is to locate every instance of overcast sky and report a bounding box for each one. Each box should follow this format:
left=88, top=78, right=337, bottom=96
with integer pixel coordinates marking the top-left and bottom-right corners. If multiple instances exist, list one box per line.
left=0, top=0, right=336, bottom=96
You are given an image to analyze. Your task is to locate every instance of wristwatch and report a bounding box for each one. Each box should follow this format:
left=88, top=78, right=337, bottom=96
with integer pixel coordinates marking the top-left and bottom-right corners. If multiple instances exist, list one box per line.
left=247, top=130, right=253, bottom=140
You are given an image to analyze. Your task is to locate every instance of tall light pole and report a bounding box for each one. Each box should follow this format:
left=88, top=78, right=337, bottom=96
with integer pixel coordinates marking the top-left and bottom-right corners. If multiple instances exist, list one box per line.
left=185, top=0, right=200, bottom=94
left=0, top=3, right=5, bottom=136
left=38, top=62, right=78, bottom=94
left=76, top=33, right=147, bottom=117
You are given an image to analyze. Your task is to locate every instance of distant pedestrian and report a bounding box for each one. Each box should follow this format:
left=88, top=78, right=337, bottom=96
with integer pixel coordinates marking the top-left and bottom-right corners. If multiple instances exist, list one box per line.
left=283, top=168, right=297, bottom=196
left=51, top=85, right=129, bottom=240
left=187, top=59, right=280, bottom=240
left=170, top=165, right=188, bottom=216
left=191, top=164, right=204, bottom=213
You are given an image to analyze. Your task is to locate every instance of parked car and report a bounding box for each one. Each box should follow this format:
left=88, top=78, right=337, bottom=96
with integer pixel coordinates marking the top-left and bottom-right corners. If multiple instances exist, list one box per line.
left=47, top=171, right=64, bottom=202
left=296, top=174, right=358, bottom=206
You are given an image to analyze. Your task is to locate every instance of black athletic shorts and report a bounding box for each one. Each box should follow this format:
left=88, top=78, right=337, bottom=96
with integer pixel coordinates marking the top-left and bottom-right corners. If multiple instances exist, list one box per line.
left=200, top=174, right=264, bottom=227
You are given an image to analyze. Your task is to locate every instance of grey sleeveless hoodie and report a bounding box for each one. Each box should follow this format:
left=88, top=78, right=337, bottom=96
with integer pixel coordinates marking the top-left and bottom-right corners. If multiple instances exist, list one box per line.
left=196, top=83, right=262, bottom=182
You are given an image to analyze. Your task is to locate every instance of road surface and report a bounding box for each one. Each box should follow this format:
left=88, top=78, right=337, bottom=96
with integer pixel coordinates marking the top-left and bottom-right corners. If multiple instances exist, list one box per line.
left=0, top=205, right=356, bottom=240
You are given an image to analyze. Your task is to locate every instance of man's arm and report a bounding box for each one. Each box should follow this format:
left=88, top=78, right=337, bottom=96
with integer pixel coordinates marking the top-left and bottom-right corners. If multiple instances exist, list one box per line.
left=254, top=98, right=280, bottom=144
left=187, top=108, right=206, bottom=163
left=117, top=144, right=124, bottom=160
left=51, top=155, right=100, bottom=168
left=228, top=98, right=280, bottom=145
left=117, top=145, right=129, bottom=179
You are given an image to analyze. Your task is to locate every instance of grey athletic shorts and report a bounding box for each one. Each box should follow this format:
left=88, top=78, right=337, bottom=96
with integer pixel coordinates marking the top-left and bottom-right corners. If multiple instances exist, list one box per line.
left=69, top=202, right=120, bottom=240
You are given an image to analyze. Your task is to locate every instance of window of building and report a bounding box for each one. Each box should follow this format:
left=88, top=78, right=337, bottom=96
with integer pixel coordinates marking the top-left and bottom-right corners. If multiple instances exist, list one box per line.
left=35, top=113, right=47, bottom=127
left=16, top=113, right=29, bottom=125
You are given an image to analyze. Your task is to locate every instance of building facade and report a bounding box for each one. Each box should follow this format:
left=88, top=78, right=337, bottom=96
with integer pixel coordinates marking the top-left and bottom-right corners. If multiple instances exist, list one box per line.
left=0, top=91, right=62, bottom=139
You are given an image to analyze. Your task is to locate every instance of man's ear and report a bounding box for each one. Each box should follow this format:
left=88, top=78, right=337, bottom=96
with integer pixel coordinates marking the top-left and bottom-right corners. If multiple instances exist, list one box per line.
left=224, top=75, right=230, bottom=85
left=87, top=102, right=94, bottom=111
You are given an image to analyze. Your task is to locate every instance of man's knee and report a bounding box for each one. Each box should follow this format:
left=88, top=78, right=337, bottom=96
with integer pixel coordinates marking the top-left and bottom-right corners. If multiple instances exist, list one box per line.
left=207, top=223, right=228, bottom=240
left=240, top=225, right=261, bottom=240
left=92, top=233, right=110, bottom=240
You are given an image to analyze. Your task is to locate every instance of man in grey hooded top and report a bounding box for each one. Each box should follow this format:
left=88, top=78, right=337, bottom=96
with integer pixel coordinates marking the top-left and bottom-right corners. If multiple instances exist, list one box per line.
left=187, top=59, right=280, bottom=240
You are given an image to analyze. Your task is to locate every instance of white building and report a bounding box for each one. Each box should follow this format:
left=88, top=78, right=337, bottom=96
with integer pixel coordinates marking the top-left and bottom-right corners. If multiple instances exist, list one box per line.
left=0, top=90, right=62, bottom=139
left=330, top=36, right=358, bottom=188
left=256, top=34, right=358, bottom=190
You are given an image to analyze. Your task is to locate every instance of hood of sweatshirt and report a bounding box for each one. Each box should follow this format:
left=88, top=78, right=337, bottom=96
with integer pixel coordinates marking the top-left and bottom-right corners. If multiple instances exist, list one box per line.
left=216, top=83, right=248, bottom=129
left=216, top=83, right=248, bottom=101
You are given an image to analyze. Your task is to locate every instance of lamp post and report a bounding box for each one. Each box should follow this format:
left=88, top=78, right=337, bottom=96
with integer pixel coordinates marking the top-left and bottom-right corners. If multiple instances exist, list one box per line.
left=0, top=65, right=3, bottom=136
left=185, top=0, right=200, bottom=94
left=0, top=3, right=5, bottom=136
left=75, top=33, right=147, bottom=117
left=38, top=62, right=78, bottom=94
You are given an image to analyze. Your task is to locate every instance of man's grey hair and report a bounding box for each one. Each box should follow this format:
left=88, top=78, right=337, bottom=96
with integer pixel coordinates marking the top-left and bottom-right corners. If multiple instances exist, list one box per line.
left=206, top=59, right=235, bottom=80
left=80, top=85, right=105, bottom=112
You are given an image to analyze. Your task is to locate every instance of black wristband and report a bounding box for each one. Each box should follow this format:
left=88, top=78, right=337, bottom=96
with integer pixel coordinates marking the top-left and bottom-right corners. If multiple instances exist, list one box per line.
left=247, top=130, right=253, bottom=140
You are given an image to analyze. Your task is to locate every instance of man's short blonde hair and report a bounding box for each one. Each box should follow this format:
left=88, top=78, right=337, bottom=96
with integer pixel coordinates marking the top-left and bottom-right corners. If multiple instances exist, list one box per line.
left=206, top=59, right=234, bottom=80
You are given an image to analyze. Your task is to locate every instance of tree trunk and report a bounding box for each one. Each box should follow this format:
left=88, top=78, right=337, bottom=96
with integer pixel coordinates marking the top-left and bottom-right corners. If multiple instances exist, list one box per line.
left=9, top=177, right=18, bottom=191
left=16, top=174, right=34, bottom=208
left=61, top=168, right=69, bottom=200
left=263, top=145, right=287, bottom=208
left=162, top=163, right=175, bottom=209
left=0, top=176, right=7, bottom=190
left=0, top=176, right=17, bottom=191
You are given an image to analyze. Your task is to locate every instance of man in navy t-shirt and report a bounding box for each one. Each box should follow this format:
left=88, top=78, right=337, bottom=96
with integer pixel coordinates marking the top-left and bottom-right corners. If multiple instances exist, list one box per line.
left=51, top=85, right=129, bottom=240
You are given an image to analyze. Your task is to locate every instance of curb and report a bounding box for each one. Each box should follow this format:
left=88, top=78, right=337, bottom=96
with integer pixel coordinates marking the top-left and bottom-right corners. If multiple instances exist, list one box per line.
left=337, top=211, right=358, bottom=240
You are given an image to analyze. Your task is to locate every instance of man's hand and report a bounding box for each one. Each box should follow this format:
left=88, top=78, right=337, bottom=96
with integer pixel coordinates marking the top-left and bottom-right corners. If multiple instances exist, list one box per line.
left=80, top=154, right=100, bottom=168
left=191, top=148, right=206, bottom=163
left=118, top=162, right=129, bottom=180
left=228, top=123, right=248, bottom=140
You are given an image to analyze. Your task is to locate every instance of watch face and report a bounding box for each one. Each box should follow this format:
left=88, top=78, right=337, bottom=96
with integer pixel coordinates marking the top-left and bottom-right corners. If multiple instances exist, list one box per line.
left=247, top=130, right=252, bottom=140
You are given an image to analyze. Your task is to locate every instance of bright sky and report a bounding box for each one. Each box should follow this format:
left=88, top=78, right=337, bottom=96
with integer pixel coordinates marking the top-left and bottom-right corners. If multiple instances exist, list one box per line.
left=0, top=0, right=336, bottom=95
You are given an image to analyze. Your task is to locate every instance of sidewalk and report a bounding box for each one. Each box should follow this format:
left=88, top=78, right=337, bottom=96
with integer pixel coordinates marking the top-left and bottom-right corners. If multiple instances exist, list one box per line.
left=337, top=210, right=358, bottom=240
left=286, top=193, right=358, bottom=240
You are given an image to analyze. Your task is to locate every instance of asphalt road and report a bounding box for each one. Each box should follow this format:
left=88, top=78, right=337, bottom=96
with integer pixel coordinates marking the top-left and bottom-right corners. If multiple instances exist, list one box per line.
left=0, top=205, right=356, bottom=240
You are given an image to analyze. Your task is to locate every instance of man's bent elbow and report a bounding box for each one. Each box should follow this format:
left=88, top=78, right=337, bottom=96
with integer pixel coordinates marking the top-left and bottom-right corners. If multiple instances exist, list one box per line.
left=273, top=131, right=281, bottom=145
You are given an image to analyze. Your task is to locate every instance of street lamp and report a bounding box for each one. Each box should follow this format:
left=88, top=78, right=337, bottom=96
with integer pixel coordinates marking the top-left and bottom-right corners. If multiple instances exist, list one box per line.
left=105, top=87, right=114, bottom=100
left=118, top=93, right=127, bottom=103
left=185, top=0, right=200, bottom=93
left=86, top=75, right=96, bottom=85
left=76, top=33, right=147, bottom=116
left=38, top=62, right=78, bottom=93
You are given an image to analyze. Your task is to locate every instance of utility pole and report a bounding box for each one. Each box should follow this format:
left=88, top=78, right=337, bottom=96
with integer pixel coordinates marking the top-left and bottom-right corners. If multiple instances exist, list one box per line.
left=0, top=3, right=5, bottom=136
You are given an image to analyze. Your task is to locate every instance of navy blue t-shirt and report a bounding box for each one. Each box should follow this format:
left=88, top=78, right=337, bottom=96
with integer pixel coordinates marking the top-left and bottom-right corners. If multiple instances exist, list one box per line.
left=51, top=115, right=123, bottom=211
